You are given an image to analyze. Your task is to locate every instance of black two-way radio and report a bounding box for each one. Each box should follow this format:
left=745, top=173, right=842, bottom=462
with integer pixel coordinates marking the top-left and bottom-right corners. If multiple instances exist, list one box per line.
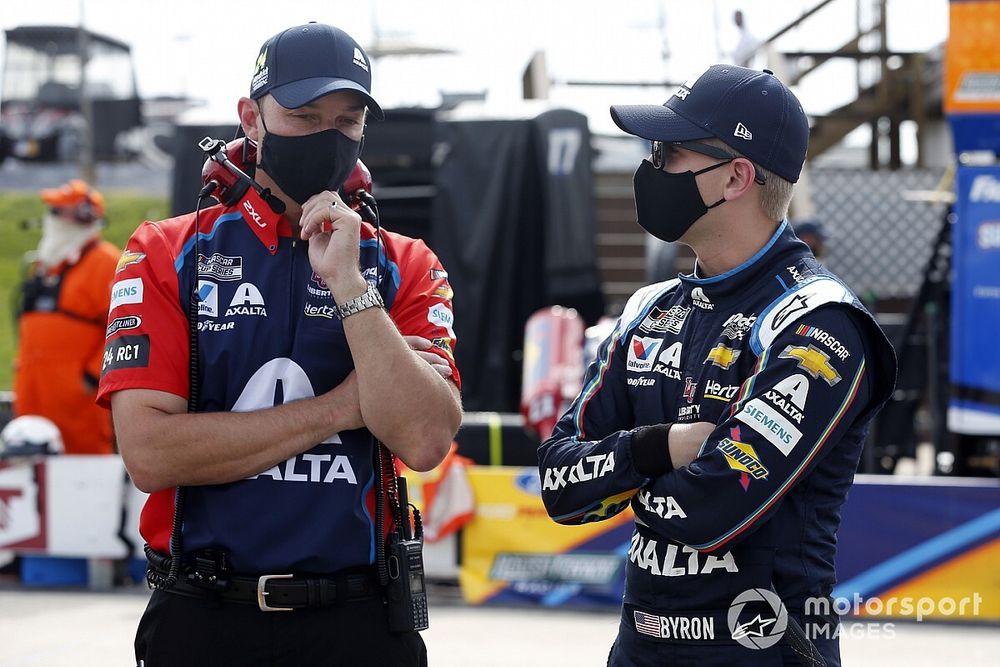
left=385, top=475, right=429, bottom=632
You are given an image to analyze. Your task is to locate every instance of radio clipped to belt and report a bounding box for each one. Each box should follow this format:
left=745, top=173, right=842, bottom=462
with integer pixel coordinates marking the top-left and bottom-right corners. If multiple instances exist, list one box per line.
left=375, top=441, right=429, bottom=633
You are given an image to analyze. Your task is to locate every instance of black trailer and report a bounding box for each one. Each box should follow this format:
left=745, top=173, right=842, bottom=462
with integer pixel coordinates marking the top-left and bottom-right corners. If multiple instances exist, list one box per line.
left=0, top=25, right=142, bottom=163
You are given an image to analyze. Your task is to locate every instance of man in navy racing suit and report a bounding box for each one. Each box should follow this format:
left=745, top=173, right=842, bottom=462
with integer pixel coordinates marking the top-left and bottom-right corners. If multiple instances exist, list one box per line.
left=538, top=65, right=895, bottom=666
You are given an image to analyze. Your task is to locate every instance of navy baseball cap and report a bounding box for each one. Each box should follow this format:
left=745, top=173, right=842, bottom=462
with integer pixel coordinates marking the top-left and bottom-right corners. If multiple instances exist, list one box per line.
left=610, top=65, right=809, bottom=182
left=250, top=23, right=384, bottom=120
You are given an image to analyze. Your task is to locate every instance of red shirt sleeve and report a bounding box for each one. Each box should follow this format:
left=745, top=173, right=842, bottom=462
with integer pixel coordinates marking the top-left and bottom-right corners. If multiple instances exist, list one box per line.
left=387, top=235, right=461, bottom=389
left=96, top=221, right=191, bottom=407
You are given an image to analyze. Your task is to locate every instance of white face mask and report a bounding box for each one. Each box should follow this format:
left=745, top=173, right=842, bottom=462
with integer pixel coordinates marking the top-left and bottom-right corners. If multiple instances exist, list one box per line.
left=36, top=213, right=101, bottom=268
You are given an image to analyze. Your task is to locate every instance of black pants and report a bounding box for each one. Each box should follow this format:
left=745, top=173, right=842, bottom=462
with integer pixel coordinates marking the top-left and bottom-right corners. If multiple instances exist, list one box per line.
left=135, top=589, right=427, bottom=667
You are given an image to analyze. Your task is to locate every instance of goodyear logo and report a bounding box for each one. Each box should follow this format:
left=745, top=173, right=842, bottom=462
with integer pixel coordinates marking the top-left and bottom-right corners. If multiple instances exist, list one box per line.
left=779, top=344, right=841, bottom=386
left=705, top=344, right=740, bottom=370
left=718, top=438, right=769, bottom=481
left=115, top=250, right=146, bottom=273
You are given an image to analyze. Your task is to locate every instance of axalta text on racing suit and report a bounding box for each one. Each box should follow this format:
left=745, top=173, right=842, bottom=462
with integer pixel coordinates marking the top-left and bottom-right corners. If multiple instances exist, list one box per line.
left=539, top=222, right=895, bottom=666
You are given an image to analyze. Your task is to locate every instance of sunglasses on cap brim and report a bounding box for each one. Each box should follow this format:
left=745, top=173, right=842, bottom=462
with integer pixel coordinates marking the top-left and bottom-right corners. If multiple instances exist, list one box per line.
left=651, top=140, right=766, bottom=185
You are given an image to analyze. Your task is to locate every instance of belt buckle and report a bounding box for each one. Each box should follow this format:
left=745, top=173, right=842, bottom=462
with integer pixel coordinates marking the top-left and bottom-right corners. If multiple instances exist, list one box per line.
left=257, top=574, right=294, bottom=612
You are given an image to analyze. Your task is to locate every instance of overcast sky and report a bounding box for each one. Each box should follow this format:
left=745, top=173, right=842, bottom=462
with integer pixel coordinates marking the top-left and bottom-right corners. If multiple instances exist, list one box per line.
left=1, top=0, right=948, bottom=135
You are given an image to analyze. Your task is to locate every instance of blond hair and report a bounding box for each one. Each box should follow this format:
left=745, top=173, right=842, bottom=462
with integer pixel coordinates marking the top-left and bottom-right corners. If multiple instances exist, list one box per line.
left=702, top=138, right=795, bottom=221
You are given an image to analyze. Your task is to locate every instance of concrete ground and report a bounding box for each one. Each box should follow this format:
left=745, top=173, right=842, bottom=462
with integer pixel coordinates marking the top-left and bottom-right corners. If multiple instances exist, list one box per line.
left=0, top=585, right=997, bottom=666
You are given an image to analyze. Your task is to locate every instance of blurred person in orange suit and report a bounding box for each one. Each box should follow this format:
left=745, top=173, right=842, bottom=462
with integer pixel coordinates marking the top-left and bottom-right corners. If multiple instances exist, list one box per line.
left=12, top=179, right=119, bottom=454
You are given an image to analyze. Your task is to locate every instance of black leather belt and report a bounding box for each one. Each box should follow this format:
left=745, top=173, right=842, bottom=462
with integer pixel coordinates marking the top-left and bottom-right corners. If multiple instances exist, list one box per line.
left=147, top=552, right=382, bottom=612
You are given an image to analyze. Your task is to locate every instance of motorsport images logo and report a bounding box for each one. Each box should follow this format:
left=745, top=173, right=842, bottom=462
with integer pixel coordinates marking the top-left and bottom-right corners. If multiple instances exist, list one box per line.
left=727, top=588, right=788, bottom=650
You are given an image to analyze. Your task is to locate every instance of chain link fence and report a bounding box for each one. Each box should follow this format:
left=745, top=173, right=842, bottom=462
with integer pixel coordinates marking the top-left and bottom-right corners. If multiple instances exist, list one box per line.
left=809, top=167, right=949, bottom=301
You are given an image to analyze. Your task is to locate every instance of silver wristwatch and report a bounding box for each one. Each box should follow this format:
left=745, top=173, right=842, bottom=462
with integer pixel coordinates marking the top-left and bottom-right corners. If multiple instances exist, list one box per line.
left=335, top=284, right=384, bottom=320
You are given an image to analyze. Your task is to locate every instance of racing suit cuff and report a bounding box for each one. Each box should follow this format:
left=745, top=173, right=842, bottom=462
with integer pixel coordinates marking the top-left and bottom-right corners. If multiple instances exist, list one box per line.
left=630, top=423, right=674, bottom=477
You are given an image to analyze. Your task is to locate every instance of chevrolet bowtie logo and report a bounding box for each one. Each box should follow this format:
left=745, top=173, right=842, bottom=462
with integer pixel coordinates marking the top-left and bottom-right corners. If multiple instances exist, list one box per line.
left=779, top=344, right=842, bottom=385
left=705, top=344, right=740, bottom=370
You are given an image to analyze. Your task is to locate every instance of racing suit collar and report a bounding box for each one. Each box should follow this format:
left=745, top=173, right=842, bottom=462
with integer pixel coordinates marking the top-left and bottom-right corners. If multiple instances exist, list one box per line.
left=229, top=186, right=293, bottom=255
left=679, top=220, right=795, bottom=307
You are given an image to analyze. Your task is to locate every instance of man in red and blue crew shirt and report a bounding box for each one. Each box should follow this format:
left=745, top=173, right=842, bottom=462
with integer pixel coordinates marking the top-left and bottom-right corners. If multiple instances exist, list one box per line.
left=97, top=23, right=461, bottom=667
left=538, top=65, right=896, bottom=667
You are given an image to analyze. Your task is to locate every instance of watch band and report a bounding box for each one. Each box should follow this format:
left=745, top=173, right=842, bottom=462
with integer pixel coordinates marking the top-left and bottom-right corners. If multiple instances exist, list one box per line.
left=335, top=284, right=384, bottom=321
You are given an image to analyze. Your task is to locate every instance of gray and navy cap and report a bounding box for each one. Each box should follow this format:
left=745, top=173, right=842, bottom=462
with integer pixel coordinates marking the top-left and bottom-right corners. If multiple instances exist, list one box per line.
left=250, top=22, right=384, bottom=120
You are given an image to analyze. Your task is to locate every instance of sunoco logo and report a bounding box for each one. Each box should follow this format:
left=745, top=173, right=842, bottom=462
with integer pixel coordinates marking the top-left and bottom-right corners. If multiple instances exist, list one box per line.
left=727, top=588, right=788, bottom=649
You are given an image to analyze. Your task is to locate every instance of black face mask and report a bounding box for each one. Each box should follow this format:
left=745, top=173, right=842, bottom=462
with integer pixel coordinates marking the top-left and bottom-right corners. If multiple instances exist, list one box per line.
left=632, top=159, right=730, bottom=243
left=258, top=116, right=362, bottom=205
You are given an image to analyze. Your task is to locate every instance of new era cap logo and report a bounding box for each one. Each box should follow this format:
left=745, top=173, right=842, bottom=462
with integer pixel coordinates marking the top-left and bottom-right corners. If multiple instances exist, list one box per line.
left=734, top=123, right=753, bottom=141
left=353, top=47, right=369, bottom=72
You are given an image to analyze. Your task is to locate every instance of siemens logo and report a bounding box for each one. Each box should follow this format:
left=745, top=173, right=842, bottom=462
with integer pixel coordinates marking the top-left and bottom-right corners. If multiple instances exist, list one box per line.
left=736, top=399, right=802, bottom=456
left=109, top=278, right=144, bottom=311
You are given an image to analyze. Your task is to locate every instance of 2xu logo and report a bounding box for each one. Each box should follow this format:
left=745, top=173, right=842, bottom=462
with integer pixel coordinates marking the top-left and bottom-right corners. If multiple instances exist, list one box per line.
left=243, top=200, right=265, bottom=228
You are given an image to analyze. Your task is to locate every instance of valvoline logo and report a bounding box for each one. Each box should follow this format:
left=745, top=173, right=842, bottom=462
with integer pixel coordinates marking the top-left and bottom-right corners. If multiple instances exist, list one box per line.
left=632, top=338, right=657, bottom=360
left=515, top=470, right=542, bottom=496
left=627, top=336, right=662, bottom=373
